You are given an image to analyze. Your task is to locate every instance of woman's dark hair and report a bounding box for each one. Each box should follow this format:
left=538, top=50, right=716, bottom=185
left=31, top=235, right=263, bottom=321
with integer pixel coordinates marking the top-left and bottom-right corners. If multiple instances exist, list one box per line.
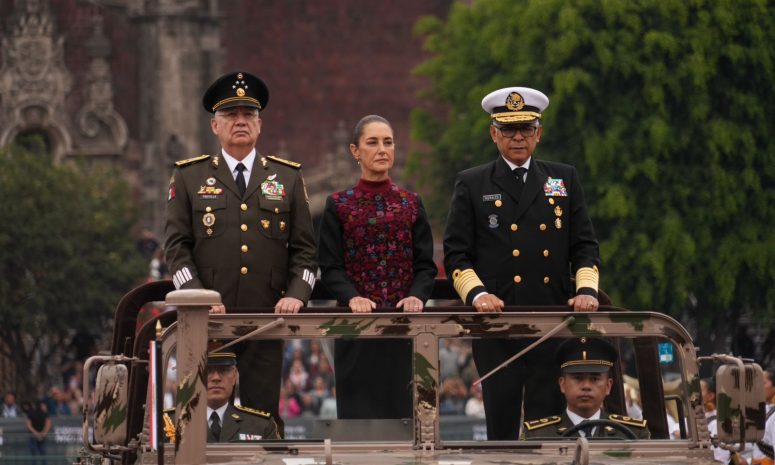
left=351, top=115, right=392, bottom=146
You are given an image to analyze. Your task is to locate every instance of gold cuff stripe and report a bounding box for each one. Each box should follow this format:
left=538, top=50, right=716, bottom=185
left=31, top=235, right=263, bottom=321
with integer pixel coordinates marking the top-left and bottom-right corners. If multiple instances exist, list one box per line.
left=575, top=266, right=599, bottom=291
left=452, top=268, right=484, bottom=302
left=212, top=96, right=262, bottom=111
left=491, top=111, right=542, bottom=123
left=560, top=360, right=613, bottom=369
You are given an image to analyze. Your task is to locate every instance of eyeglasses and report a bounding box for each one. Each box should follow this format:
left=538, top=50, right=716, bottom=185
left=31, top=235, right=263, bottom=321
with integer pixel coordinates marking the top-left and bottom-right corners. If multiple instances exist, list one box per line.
left=495, top=125, right=538, bottom=138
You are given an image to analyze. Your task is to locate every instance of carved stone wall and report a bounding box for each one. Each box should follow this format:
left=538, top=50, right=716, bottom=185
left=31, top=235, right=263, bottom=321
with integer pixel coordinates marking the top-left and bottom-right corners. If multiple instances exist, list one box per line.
left=0, top=0, right=451, bottom=236
left=0, top=0, right=73, bottom=160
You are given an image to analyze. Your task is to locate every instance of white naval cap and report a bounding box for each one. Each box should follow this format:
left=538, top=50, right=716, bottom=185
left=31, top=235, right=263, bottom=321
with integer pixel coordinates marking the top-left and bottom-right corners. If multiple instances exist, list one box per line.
left=481, top=87, right=549, bottom=124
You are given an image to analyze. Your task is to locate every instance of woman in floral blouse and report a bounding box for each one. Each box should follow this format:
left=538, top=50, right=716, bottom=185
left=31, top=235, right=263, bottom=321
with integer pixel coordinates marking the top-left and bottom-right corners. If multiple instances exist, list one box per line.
left=318, top=114, right=437, bottom=419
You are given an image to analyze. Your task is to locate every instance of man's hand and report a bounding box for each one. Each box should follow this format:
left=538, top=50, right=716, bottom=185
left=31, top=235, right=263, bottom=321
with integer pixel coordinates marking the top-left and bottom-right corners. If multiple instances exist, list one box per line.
left=348, top=296, right=377, bottom=313
left=472, top=293, right=505, bottom=312
left=568, top=295, right=599, bottom=312
left=209, top=304, right=226, bottom=314
left=275, top=297, right=304, bottom=314
left=397, top=296, right=424, bottom=313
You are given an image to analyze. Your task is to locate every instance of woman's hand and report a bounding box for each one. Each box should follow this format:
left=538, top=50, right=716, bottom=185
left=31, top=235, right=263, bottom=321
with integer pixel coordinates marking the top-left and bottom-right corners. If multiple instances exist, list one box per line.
left=397, top=296, right=424, bottom=313
left=348, top=296, right=376, bottom=313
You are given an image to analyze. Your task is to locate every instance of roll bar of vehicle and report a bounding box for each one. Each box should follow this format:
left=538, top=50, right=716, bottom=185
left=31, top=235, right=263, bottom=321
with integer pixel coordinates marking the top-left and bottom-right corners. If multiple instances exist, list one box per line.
left=165, top=289, right=221, bottom=465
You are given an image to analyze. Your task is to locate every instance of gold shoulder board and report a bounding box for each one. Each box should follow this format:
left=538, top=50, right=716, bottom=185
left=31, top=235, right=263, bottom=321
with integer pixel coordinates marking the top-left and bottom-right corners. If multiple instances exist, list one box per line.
left=609, top=414, right=647, bottom=428
left=235, top=405, right=271, bottom=417
left=175, top=154, right=211, bottom=167
left=524, top=416, right=562, bottom=431
left=266, top=155, right=301, bottom=169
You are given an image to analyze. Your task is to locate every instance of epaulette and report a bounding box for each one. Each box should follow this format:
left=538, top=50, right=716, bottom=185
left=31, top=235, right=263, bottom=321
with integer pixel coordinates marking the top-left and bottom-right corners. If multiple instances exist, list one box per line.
left=235, top=405, right=271, bottom=418
left=163, top=407, right=175, bottom=413
left=175, top=154, right=210, bottom=167
left=266, top=155, right=301, bottom=169
left=524, top=416, right=562, bottom=431
left=609, top=414, right=648, bottom=428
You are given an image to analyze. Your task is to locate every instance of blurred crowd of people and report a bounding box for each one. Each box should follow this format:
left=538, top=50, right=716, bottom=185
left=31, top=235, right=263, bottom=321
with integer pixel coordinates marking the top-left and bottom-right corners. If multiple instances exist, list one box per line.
left=279, top=340, right=337, bottom=419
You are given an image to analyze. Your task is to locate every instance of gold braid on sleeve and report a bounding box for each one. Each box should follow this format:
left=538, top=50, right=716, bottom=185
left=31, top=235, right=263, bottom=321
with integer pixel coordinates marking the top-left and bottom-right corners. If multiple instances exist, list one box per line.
left=452, top=268, right=485, bottom=303
left=575, top=266, right=599, bottom=292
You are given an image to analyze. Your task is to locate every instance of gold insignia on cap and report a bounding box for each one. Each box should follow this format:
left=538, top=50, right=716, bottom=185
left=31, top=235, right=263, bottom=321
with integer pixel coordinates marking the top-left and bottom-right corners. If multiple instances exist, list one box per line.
left=505, top=92, right=525, bottom=111
left=236, top=88, right=245, bottom=97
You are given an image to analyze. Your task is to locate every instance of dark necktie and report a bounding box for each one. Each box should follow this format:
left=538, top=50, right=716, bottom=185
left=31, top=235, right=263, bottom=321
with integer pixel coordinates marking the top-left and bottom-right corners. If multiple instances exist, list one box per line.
left=235, top=162, right=247, bottom=198
left=209, top=411, right=221, bottom=440
left=513, top=167, right=527, bottom=198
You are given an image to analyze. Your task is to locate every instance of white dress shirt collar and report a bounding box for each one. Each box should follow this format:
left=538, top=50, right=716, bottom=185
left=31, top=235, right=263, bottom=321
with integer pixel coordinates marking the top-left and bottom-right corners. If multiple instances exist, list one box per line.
left=500, top=155, right=531, bottom=172
left=207, top=403, right=229, bottom=427
left=221, top=148, right=256, bottom=185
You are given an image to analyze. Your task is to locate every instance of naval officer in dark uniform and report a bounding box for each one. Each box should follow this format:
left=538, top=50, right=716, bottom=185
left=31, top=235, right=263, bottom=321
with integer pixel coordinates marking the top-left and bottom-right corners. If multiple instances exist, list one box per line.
left=523, top=337, right=649, bottom=440
left=164, top=71, right=317, bottom=421
left=443, top=86, right=601, bottom=440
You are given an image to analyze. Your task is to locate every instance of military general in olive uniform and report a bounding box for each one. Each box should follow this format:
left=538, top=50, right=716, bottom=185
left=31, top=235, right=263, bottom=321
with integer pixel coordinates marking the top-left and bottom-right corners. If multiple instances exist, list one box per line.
left=164, top=71, right=317, bottom=420
left=163, top=352, right=280, bottom=443
left=443, top=87, right=601, bottom=440
left=523, top=338, right=649, bottom=440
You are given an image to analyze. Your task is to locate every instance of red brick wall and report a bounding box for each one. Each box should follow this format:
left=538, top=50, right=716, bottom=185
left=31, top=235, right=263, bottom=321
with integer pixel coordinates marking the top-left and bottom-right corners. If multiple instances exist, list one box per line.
left=220, top=0, right=451, bottom=167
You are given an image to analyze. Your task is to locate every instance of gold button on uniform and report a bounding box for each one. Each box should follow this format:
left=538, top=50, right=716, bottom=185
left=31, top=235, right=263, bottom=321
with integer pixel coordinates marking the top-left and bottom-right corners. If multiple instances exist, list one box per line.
left=274, top=207, right=279, bottom=214
left=241, top=245, right=248, bottom=253
left=511, top=224, right=518, bottom=232
left=495, top=199, right=502, bottom=207
left=512, top=249, right=520, bottom=257
left=241, top=203, right=248, bottom=211
left=514, top=275, right=522, bottom=283
left=205, top=206, right=212, bottom=212
left=544, top=276, right=550, bottom=284
left=241, top=224, right=248, bottom=232
left=539, top=223, right=547, bottom=231
left=543, top=250, right=550, bottom=257
left=548, top=198, right=555, bottom=205
left=240, top=267, right=248, bottom=275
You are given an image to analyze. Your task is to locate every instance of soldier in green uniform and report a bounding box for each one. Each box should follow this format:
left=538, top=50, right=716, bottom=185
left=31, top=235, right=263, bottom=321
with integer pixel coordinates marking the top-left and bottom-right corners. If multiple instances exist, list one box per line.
left=163, top=352, right=280, bottom=443
left=523, top=337, right=650, bottom=440
left=164, top=71, right=317, bottom=420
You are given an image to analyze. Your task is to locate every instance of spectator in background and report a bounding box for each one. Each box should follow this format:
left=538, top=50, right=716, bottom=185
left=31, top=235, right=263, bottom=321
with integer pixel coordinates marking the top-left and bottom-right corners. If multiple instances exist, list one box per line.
left=440, top=377, right=468, bottom=416
left=2, top=391, right=20, bottom=418
left=279, top=380, right=301, bottom=419
left=314, top=356, right=334, bottom=389
left=318, top=387, right=337, bottom=419
left=465, top=382, right=486, bottom=418
left=26, top=400, right=52, bottom=465
left=288, top=359, right=309, bottom=392
left=307, top=340, right=323, bottom=374
left=45, top=386, right=72, bottom=416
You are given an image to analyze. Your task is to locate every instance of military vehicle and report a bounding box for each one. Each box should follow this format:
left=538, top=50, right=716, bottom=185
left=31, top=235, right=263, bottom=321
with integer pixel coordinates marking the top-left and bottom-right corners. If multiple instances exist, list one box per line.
left=79, top=279, right=766, bottom=464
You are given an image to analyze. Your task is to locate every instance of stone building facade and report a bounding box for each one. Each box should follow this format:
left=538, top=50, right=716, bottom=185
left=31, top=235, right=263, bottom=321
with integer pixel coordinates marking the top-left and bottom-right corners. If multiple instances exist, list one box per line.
left=0, top=0, right=451, bottom=234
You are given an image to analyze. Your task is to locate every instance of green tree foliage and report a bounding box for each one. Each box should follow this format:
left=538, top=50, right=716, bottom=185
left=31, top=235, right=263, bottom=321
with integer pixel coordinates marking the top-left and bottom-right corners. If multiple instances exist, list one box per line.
left=410, top=0, right=775, bottom=328
left=0, top=141, right=146, bottom=394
